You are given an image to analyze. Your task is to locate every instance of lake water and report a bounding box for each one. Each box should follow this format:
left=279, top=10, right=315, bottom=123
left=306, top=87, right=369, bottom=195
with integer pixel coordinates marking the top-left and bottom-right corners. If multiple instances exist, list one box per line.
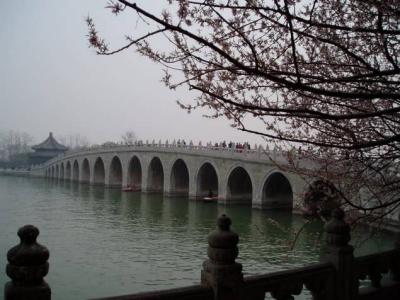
left=0, top=175, right=396, bottom=299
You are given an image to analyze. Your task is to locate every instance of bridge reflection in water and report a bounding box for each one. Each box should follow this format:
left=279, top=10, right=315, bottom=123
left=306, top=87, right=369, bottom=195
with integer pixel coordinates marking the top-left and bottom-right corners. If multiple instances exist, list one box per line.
left=1, top=175, right=336, bottom=300
left=2, top=176, right=399, bottom=300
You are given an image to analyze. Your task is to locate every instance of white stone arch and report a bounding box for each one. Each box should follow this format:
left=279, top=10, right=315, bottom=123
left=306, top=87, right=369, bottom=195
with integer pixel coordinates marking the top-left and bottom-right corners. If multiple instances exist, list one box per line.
left=55, top=164, right=60, bottom=179
left=258, top=168, right=296, bottom=199
left=194, top=159, right=221, bottom=198
left=126, top=154, right=143, bottom=190
left=276, top=173, right=311, bottom=211
left=72, top=160, right=80, bottom=182
left=108, top=155, right=124, bottom=187
left=81, top=158, right=90, bottom=183
left=60, top=162, right=65, bottom=180
left=65, top=161, right=72, bottom=180
left=258, top=169, right=294, bottom=210
left=169, top=157, right=191, bottom=196
left=225, top=163, right=255, bottom=204
left=147, top=156, right=164, bottom=193
left=92, top=156, right=106, bottom=185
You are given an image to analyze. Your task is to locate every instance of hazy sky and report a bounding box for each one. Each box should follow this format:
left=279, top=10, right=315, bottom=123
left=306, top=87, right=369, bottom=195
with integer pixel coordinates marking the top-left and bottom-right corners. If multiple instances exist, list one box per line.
left=0, top=1, right=265, bottom=145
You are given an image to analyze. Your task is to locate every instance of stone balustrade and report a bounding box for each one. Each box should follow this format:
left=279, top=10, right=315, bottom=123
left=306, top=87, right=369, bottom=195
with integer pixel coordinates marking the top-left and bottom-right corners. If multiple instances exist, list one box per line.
left=243, top=263, right=335, bottom=300
left=355, top=248, right=400, bottom=299
left=4, top=209, right=400, bottom=300
left=38, top=140, right=303, bottom=170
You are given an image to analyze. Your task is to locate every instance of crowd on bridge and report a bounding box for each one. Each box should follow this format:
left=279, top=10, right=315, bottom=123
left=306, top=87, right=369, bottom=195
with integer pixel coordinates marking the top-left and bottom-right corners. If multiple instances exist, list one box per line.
left=176, top=140, right=252, bottom=151
left=146, top=139, right=254, bottom=151
left=222, top=141, right=251, bottom=150
left=122, top=139, right=252, bottom=150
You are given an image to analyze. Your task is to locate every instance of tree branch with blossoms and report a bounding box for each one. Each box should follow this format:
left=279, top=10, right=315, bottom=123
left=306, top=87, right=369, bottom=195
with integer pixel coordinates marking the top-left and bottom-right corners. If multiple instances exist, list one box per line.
left=87, top=0, right=400, bottom=223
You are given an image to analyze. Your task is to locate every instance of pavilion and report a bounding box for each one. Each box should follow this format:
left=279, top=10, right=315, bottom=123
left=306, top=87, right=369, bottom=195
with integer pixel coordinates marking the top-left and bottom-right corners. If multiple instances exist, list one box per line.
left=30, top=132, right=67, bottom=165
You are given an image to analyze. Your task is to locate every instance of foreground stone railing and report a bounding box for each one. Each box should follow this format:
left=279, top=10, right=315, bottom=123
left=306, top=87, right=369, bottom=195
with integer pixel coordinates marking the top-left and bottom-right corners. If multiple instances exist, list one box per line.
left=4, top=209, right=400, bottom=300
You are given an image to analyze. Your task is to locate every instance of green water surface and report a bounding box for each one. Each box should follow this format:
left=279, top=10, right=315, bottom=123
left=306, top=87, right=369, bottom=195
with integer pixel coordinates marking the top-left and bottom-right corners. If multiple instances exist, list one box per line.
left=0, top=176, right=395, bottom=299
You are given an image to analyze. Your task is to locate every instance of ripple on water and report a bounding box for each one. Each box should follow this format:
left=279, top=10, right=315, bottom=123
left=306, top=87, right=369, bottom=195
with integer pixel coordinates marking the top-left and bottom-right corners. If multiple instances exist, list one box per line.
left=0, top=176, right=396, bottom=300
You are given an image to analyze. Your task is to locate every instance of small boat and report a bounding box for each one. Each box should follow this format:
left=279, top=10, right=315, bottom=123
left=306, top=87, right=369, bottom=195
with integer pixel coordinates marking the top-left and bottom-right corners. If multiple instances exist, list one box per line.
left=202, top=196, right=218, bottom=203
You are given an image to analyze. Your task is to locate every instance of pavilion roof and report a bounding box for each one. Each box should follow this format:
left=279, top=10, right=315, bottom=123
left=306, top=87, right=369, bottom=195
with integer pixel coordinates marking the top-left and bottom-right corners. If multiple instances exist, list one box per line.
left=32, top=132, right=67, bottom=151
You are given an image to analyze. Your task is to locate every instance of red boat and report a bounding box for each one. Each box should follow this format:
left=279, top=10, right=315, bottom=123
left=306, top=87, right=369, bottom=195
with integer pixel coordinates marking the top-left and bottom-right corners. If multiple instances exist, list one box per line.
left=122, top=186, right=140, bottom=192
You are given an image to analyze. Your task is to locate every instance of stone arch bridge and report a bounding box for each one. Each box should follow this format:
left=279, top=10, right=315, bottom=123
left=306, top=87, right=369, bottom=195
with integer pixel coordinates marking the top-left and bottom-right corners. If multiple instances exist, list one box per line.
left=32, top=143, right=310, bottom=211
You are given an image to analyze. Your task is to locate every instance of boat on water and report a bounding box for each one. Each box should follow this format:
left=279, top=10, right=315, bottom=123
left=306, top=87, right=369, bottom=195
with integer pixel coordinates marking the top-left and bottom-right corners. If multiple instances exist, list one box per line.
left=202, top=196, right=218, bottom=203
left=122, top=186, right=140, bottom=192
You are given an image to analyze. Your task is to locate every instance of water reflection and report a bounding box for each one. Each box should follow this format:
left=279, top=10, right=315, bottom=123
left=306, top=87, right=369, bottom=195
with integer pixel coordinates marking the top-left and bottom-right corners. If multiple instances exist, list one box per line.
left=141, top=193, right=164, bottom=225
left=0, top=176, right=396, bottom=300
left=163, top=197, right=189, bottom=227
left=187, top=201, right=219, bottom=234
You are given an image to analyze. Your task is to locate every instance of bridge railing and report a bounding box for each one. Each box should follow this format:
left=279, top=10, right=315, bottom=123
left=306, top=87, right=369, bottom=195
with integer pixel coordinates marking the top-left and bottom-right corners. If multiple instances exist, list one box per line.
left=61, top=141, right=274, bottom=158
left=242, top=262, right=335, bottom=300
left=38, top=140, right=301, bottom=170
left=4, top=208, right=400, bottom=300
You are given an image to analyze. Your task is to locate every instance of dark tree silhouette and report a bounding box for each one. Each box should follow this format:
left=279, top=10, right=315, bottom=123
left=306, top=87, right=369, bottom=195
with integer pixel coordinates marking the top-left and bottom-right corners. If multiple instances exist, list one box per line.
left=87, top=0, right=400, bottom=221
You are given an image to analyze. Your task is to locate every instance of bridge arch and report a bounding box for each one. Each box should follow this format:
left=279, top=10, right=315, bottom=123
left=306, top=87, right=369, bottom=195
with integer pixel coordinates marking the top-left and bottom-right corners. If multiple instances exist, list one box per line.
left=109, top=156, right=123, bottom=187
left=196, top=161, right=219, bottom=198
left=127, top=156, right=142, bottom=190
left=170, top=158, right=189, bottom=196
left=65, top=161, right=71, bottom=180
left=81, top=159, right=90, bottom=183
left=147, top=157, right=164, bottom=193
left=261, top=171, right=293, bottom=210
left=72, top=160, right=79, bottom=182
left=60, top=163, right=64, bottom=180
left=93, top=157, right=105, bottom=185
left=226, top=165, right=253, bottom=204
left=39, top=146, right=307, bottom=211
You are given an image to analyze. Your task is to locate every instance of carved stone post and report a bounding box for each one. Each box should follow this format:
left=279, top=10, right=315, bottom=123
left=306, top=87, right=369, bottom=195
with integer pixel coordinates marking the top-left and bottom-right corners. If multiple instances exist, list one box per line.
left=201, top=214, right=244, bottom=300
left=320, top=208, right=357, bottom=300
left=4, top=225, right=51, bottom=300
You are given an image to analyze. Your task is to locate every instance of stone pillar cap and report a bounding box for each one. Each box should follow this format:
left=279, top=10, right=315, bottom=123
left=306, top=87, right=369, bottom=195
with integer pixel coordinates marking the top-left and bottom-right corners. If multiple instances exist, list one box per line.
left=208, top=214, right=239, bottom=249
left=7, top=225, right=49, bottom=267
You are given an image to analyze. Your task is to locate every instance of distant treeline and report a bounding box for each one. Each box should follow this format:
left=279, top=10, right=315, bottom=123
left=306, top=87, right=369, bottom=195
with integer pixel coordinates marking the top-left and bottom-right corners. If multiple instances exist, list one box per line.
left=0, top=152, right=31, bottom=169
